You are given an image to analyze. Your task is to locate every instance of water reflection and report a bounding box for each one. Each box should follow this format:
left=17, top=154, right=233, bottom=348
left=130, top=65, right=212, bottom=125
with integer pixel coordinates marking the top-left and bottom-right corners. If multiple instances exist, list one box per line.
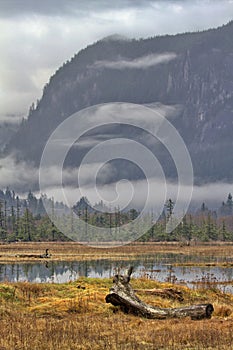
left=0, top=258, right=232, bottom=293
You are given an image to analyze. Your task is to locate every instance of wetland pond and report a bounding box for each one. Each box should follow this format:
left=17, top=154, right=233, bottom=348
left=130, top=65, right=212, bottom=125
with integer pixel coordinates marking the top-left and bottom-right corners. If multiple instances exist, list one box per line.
left=1, top=253, right=233, bottom=293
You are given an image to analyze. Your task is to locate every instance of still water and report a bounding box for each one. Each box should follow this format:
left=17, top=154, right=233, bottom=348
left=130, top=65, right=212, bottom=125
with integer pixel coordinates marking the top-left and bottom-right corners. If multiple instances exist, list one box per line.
left=0, top=257, right=233, bottom=293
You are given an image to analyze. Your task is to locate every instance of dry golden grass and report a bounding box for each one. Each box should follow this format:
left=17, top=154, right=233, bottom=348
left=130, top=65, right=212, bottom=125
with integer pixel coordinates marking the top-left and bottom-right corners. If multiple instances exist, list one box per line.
left=0, top=241, right=233, bottom=264
left=0, top=242, right=233, bottom=348
left=0, top=278, right=233, bottom=349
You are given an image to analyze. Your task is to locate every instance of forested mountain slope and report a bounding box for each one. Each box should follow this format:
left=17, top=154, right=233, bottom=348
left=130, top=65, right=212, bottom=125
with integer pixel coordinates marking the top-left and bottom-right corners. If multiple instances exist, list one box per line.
left=5, top=21, right=233, bottom=183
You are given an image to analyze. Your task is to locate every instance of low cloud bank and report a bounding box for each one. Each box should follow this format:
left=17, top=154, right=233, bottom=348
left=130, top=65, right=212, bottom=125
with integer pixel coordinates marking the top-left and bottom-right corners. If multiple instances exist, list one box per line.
left=93, top=53, right=177, bottom=70
left=0, top=155, right=232, bottom=212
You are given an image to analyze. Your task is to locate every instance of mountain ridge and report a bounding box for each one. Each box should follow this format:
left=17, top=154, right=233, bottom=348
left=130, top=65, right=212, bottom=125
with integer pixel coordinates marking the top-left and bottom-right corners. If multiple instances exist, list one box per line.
left=4, top=20, right=233, bottom=184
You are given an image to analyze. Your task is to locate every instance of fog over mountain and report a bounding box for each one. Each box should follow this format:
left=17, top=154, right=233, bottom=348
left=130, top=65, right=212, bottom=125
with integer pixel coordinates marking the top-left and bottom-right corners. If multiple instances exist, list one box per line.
left=4, top=21, right=233, bottom=178
left=0, top=18, right=233, bottom=211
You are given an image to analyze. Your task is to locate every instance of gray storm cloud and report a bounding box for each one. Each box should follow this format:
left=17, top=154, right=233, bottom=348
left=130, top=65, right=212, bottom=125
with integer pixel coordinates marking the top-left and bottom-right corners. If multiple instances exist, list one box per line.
left=0, top=1, right=233, bottom=118
left=0, top=0, right=232, bottom=19
left=0, top=0, right=156, bottom=17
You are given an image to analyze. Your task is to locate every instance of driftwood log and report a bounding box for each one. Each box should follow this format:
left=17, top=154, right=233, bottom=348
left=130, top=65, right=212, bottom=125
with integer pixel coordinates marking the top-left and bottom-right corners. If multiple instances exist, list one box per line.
left=134, top=288, right=184, bottom=301
left=15, top=249, right=51, bottom=259
left=106, top=267, right=214, bottom=320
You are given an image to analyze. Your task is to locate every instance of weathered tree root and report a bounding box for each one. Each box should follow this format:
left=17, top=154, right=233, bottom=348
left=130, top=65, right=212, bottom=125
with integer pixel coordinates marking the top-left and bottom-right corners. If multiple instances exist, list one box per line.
left=106, top=267, right=214, bottom=320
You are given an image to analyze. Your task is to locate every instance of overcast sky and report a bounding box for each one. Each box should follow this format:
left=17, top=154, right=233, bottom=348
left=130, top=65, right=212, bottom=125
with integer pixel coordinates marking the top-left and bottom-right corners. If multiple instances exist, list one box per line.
left=0, top=0, right=233, bottom=121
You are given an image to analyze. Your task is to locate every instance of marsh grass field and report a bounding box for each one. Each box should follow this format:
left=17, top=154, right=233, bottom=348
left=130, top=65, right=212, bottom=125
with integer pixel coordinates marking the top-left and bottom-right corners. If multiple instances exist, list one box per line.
left=1, top=241, right=233, bottom=264
left=0, top=242, right=233, bottom=349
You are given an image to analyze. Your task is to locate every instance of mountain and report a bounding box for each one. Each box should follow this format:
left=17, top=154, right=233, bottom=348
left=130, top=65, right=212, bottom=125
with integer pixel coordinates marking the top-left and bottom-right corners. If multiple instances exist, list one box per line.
left=0, top=121, right=20, bottom=151
left=4, top=21, right=233, bottom=184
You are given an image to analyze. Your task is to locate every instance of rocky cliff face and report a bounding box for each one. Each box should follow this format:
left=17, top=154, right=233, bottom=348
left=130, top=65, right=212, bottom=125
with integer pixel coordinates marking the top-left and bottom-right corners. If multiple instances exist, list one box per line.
left=5, top=21, right=233, bottom=183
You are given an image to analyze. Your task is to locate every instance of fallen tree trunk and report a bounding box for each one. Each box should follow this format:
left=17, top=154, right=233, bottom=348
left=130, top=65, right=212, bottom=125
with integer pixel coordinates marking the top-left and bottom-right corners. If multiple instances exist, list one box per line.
left=106, top=267, right=214, bottom=320
left=134, top=288, right=184, bottom=301
left=15, top=249, right=51, bottom=259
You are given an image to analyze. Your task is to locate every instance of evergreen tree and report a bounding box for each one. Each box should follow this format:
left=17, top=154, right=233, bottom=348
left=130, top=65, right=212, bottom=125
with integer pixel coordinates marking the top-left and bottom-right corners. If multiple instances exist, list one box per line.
left=165, top=198, right=175, bottom=235
left=219, top=193, right=233, bottom=216
left=129, top=208, right=138, bottom=220
left=3, top=200, right=7, bottom=234
left=10, top=206, right=16, bottom=233
left=27, top=191, right=38, bottom=215
left=166, top=199, right=174, bottom=218
left=205, top=213, right=218, bottom=240
left=181, top=214, right=191, bottom=242
left=226, top=193, right=233, bottom=215
left=0, top=201, right=6, bottom=240
left=5, top=187, right=12, bottom=206
left=219, top=201, right=226, bottom=216
left=220, top=220, right=227, bottom=241
left=15, top=196, right=20, bottom=239
left=36, top=197, right=46, bottom=216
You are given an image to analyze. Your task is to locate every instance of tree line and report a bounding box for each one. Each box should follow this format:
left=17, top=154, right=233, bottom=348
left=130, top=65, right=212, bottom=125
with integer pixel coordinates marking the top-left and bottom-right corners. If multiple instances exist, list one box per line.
left=0, top=189, right=233, bottom=242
